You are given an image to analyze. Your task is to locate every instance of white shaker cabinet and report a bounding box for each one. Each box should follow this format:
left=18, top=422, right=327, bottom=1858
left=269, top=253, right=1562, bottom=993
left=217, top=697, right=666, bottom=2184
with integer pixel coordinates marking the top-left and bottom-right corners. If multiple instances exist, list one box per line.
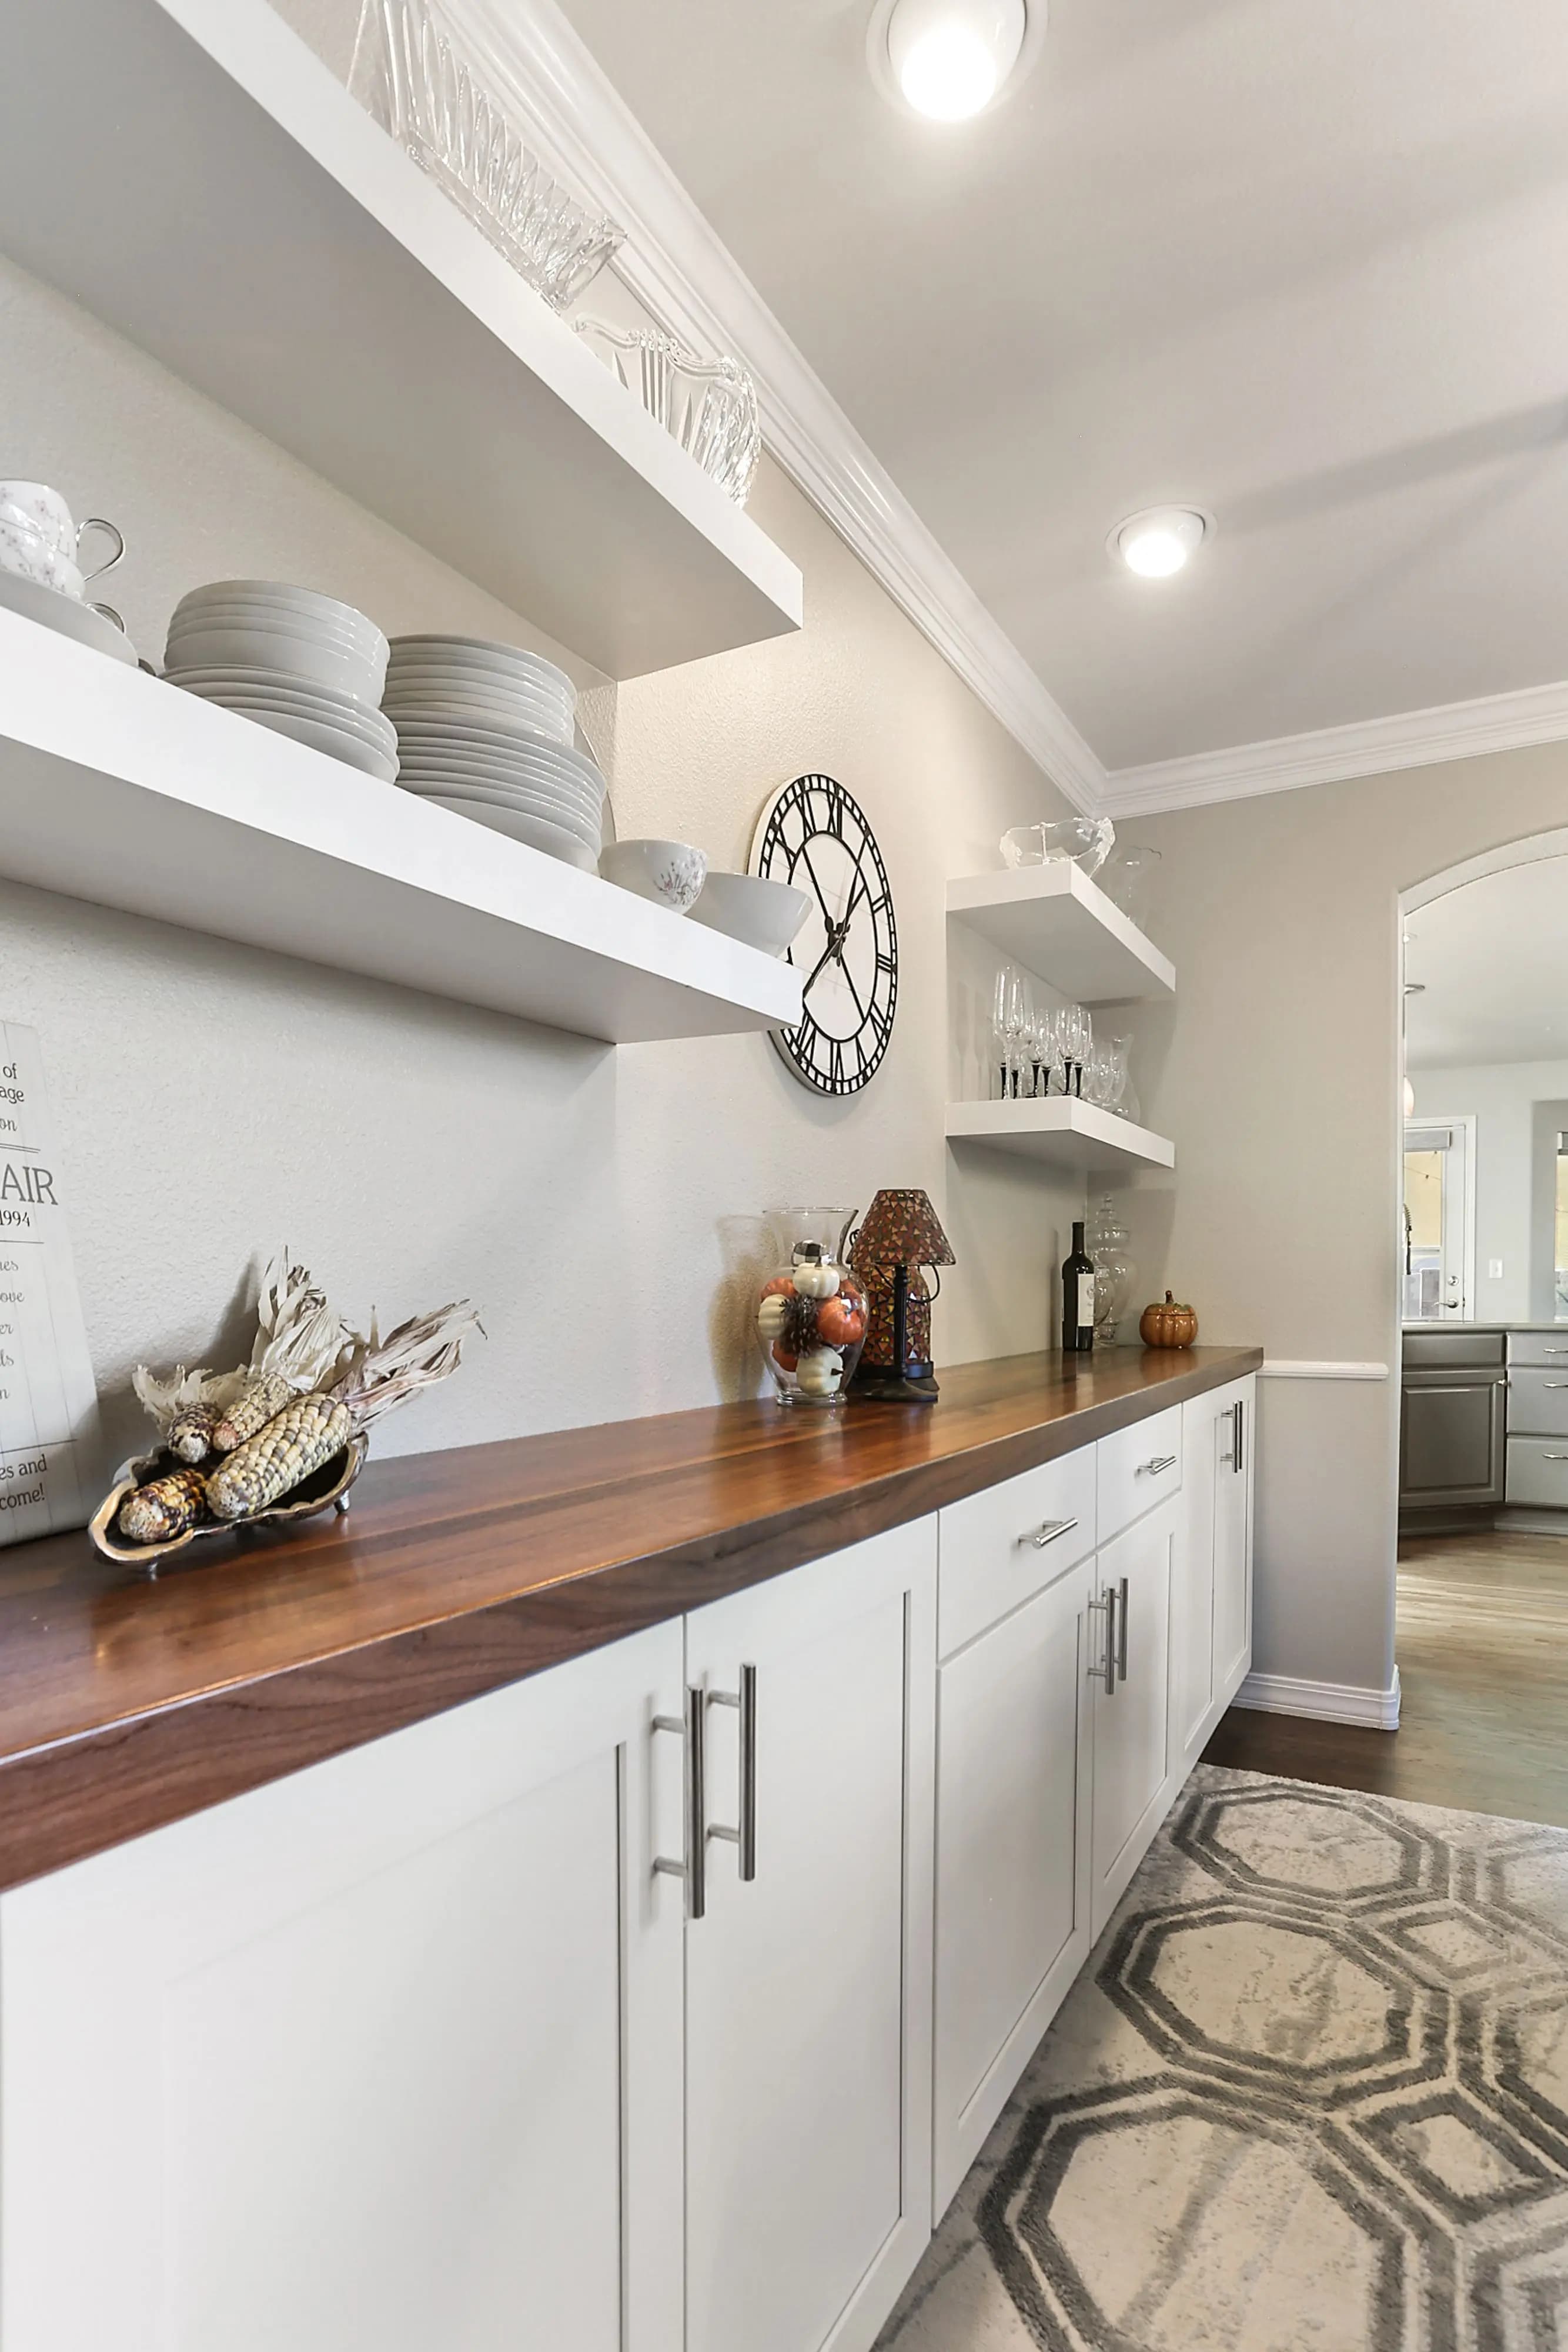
left=1090, top=1496, right=1177, bottom=1937
left=932, top=1554, right=1095, bottom=2209
left=0, top=1619, right=688, bottom=2352
left=1171, top=1374, right=1257, bottom=1783
left=684, top=1518, right=937, bottom=2352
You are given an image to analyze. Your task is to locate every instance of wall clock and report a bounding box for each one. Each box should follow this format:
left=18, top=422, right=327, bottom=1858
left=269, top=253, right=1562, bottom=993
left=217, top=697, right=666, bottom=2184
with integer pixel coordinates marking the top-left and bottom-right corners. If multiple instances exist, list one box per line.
left=751, top=774, right=898, bottom=1097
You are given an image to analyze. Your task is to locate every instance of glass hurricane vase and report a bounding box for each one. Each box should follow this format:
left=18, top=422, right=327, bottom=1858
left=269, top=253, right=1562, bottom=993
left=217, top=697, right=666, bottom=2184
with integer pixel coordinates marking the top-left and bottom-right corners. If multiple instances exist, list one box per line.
left=756, top=1208, right=868, bottom=1405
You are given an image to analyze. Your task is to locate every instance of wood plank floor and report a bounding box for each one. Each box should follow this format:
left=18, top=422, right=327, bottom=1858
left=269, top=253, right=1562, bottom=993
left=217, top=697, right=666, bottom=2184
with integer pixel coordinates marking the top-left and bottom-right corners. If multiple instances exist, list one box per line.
left=1203, top=1527, right=1568, bottom=1826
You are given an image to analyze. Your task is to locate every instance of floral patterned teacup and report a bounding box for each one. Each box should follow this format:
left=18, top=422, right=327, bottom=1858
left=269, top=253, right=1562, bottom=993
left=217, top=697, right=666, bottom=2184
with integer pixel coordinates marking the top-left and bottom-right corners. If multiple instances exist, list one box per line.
left=599, top=837, right=708, bottom=914
left=0, top=482, right=123, bottom=602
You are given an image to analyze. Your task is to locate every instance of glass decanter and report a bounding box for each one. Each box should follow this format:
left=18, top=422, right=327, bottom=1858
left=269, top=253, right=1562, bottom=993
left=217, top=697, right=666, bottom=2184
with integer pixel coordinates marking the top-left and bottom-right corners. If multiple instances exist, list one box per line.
left=1087, top=1192, right=1135, bottom=1344
left=756, top=1208, right=868, bottom=1405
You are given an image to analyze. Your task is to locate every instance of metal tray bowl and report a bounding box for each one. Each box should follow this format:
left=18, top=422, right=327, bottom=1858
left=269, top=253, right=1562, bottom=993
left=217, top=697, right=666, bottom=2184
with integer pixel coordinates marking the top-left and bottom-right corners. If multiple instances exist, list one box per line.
left=89, top=1434, right=368, bottom=1573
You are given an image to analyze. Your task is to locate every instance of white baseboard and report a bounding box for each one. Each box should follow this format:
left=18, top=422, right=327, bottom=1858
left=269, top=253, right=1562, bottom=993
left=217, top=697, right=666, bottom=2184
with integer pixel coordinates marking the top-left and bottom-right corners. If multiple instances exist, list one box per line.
left=1233, top=1666, right=1402, bottom=1731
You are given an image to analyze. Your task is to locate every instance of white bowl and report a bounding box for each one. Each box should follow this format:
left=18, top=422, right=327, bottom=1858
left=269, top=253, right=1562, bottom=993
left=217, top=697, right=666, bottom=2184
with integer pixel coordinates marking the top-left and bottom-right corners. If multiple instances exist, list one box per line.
left=165, top=624, right=386, bottom=702
left=599, top=838, right=707, bottom=914
left=174, top=580, right=383, bottom=637
left=688, top=870, right=811, bottom=957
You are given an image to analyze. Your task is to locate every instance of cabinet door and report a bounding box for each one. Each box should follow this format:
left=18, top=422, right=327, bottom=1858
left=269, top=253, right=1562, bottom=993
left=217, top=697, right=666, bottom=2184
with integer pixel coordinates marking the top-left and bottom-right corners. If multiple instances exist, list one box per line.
left=1400, top=1374, right=1505, bottom=1505
left=684, top=1519, right=936, bottom=2352
left=0, top=1624, right=687, bottom=2352
left=933, top=1557, right=1094, bottom=2212
left=1213, top=1381, right=1255, bottom=1702
left=1171, top=1390, right=1219, bottom=1779
left=1091, top=1498, right=1175, bottom=1938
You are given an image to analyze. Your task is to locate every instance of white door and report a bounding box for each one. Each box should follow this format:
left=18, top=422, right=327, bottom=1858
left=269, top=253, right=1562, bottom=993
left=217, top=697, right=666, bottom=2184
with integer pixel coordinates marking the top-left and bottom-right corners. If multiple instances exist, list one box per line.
left=0, top=1623, right=687, bottom=2352
left=1091, top=1498, right=1176, bottom=1937
left=1403, top=1118, right=1474, bottom=1320
left=1213, top=1380, right=1255, bottom=1702
left=684, top=1519, right=937, bottom=2352
left=932, top=1556, right=1094, bottom=2211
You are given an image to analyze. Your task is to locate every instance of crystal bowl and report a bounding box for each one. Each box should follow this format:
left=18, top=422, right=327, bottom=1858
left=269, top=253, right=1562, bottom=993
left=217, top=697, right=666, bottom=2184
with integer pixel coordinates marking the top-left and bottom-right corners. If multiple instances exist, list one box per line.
left=1000, top=817, right=1116, bottom=875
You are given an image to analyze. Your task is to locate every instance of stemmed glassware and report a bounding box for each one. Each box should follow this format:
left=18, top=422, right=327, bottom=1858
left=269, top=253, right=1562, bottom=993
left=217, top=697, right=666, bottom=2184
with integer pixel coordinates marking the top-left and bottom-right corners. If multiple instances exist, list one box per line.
left=988, top=967, right=1105, bottom=1101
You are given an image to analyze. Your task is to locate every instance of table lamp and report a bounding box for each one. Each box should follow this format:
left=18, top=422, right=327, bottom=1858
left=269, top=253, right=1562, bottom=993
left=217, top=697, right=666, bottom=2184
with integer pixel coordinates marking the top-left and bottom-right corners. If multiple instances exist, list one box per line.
left=848, top=1189, right=956, bottom=1403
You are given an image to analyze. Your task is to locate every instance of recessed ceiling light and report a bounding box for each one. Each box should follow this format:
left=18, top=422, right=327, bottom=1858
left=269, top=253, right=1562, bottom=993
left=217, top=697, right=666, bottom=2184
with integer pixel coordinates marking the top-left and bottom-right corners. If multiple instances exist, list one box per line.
left=1111, top=506, right=1209, bottom=579
left=866, top=0, right=1042, bottom=122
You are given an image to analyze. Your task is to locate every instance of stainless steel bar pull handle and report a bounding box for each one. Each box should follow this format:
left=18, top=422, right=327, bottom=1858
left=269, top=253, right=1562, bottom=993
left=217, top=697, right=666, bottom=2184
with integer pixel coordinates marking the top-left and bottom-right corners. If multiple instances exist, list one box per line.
left=706, top=1664, right=758, bottom=1883
left=1543, top=1454, right=1568, bottom=1462
left=1116, top=1575, right=1130, bottom=1683
left=1544, top=1382, right=1568, bottom=1389
left=651, top=1688, right=706, bottom=1919
left=1233, top=1398, right=1245, bottom=1476
left=1027, top=1515, right=1080, bottom=1550
left=1099, top=1588, right=1118, bottom=1696
left=1137, top=1452, right=1178, bottom=1476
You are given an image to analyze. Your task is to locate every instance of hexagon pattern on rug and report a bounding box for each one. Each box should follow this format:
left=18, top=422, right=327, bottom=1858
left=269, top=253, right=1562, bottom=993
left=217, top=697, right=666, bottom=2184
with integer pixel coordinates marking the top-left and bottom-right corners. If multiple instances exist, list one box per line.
left=875, top=1768, right=1568, bottom=2352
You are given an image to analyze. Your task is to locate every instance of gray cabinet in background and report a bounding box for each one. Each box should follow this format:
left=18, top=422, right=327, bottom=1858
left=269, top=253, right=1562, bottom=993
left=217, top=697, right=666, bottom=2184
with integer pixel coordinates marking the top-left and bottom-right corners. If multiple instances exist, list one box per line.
left=1400, top=1331, right=1506, bottom=1514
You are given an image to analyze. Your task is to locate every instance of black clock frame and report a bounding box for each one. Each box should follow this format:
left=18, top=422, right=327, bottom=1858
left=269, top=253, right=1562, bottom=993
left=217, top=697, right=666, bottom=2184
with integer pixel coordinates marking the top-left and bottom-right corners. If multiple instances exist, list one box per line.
left=752, top=774, right=898, bottom=1098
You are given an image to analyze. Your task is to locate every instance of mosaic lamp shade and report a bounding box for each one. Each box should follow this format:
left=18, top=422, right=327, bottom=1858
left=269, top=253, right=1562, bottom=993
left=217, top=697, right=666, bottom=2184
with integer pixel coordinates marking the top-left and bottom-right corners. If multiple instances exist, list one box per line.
left=849, top=1189, right=955, bottom=1405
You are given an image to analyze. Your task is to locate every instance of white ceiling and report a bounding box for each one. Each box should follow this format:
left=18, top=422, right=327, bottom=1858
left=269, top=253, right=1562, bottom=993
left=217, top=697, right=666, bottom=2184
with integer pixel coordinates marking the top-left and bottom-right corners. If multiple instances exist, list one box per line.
left=554, top=0, right=1568, bottom=772
left=1406, top=857, right=1568, bottom=1068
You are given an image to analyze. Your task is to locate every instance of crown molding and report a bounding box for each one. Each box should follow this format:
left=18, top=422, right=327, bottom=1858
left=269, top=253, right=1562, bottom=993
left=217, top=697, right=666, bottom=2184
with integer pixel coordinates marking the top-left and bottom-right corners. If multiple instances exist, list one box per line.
left=1101, top=676, right=1568, bottom=818
left=448, top=0, right=1104, bottom=814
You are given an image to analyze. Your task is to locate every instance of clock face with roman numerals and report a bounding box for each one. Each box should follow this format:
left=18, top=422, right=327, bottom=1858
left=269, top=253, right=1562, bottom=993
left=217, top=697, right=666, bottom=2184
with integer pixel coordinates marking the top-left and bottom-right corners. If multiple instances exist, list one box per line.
left=751, top=774, right=898, bottom=1097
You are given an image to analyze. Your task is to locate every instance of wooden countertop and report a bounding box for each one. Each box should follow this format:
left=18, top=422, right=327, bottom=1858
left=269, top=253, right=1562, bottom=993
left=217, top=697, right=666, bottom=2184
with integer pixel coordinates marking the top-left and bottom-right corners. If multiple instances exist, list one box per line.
left=0, top=1344, right=1259, bottom=1892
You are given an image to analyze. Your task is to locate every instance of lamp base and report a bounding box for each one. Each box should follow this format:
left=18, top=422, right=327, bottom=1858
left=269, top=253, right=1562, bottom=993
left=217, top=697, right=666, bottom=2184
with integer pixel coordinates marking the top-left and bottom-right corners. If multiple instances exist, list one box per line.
left=851, top=1360, right=940, bottom=1404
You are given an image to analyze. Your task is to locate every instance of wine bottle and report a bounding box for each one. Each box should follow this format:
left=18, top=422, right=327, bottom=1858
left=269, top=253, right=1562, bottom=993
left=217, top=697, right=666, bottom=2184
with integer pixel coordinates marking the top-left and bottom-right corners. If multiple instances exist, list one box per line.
left=1062, top=1220, right=1095, bottom=1355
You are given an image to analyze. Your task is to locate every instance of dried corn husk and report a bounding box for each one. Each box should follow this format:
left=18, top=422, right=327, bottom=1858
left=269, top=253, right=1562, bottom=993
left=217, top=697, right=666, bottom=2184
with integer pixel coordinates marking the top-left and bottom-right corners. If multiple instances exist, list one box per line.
left=116, top=1467, right=210, bottom=1544
left=205, top=1299, right=481, bottom=1523
left=132, top=1362, right=249, bottom=1461
left=206, top=1395, right=355, bottom=1522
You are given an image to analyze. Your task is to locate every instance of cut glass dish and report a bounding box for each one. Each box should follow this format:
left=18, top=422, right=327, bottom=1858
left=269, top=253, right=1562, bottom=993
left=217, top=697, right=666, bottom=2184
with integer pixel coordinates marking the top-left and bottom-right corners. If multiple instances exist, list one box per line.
left=574, top=317, right=763, bottom=507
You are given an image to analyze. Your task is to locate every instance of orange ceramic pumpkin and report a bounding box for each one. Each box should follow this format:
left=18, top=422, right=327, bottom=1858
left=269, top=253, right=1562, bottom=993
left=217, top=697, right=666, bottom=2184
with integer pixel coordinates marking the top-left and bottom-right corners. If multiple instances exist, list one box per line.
left=1139, top=1290, right=1198, bottom=1349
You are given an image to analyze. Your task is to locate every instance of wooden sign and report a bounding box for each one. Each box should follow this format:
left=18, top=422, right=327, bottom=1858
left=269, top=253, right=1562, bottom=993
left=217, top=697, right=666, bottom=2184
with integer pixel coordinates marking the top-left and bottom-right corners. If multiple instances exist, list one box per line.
left=0, top=1022, right=99, bottom=1543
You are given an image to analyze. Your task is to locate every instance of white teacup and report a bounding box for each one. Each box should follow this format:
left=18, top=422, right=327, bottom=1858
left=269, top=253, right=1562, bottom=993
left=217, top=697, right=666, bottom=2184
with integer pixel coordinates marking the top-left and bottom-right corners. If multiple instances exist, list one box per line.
left=0, top=484, right=122, bottom=603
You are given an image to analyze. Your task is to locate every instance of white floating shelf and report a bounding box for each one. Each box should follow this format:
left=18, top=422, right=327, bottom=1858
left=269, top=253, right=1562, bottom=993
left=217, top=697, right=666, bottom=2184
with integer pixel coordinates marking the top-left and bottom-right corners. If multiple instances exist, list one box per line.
left=945, top=1098, right=1176, bottom=1173
left=0, top=612, right=801, bottom=1045
left=0, top=0, right=801, bottom=681
left=947, top=864, right=1175, bottom=1003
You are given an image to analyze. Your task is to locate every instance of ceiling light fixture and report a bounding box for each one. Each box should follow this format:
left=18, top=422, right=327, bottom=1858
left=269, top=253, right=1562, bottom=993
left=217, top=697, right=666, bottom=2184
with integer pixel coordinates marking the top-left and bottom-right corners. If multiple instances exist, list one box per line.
left=867, top=0, right=1042, bottom=122
left=1111, top=506, right=1209, bottom=579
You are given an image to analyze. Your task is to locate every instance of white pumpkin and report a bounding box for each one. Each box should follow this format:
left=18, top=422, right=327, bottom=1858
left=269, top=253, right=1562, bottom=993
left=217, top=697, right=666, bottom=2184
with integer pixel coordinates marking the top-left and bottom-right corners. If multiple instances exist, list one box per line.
left=757, top=1293, right=791, bottom=1341
left=791, top=1261, right=841, bottom=1301
left=794, top=1347, right=843, bottom=1398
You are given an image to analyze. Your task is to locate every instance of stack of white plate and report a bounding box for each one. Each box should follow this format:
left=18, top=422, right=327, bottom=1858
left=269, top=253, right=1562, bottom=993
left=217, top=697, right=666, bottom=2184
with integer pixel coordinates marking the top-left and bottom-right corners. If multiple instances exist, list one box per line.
left=382, top=636, right=604, bottom=873
left=162, top=582, right=397, bottom=781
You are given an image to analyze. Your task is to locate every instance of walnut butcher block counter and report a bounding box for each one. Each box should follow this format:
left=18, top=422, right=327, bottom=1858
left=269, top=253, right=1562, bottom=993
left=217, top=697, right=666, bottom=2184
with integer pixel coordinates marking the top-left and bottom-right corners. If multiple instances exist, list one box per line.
left=0, top=1344, right=1259, bottom=1892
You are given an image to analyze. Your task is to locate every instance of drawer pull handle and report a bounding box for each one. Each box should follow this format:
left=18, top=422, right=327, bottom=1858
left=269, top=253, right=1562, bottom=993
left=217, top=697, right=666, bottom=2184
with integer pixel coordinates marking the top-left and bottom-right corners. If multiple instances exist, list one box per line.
left=1544, top=1382, right=1568, bottom=1390
left=1542, top=1454, right=1568, bottom=1462
left=651, top=1688, right=706, bottom=1919
left=1089, top=1588, right=1117, bottom=1697
left=706, top=1665, right=758, bottom=1885
left=1116, top=1573, right=1130, bottom=1683
left=1137, top=1453, right=1178, bottom=1476
left=1026, top=1515, right=1080, bottom=1550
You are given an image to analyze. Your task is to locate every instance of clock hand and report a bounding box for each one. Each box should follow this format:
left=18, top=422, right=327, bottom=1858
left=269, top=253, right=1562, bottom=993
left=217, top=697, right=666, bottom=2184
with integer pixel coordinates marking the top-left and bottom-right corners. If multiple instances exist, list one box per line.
left=797, top=839, right=846, bottom=927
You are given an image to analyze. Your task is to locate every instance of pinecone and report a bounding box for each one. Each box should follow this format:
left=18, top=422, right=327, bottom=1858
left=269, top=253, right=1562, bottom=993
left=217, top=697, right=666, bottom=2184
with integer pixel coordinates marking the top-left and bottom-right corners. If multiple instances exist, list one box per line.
left=782, top=1291, right=821, bottom=1355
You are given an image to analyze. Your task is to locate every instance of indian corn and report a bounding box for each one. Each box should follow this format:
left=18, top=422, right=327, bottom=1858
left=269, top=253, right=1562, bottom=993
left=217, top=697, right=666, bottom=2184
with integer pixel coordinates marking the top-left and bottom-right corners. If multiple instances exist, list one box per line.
left=117, top=1468, right=209, bottom=1544
left=206, top=1394, right=353, bottom=1522
left=212, top=1371, right=297, bottom=1455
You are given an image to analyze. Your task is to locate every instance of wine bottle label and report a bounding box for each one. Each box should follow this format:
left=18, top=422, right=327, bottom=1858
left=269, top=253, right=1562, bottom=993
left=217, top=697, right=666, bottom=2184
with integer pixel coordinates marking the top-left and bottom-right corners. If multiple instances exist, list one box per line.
left=1077, top=1273, right=1095, bottom=1329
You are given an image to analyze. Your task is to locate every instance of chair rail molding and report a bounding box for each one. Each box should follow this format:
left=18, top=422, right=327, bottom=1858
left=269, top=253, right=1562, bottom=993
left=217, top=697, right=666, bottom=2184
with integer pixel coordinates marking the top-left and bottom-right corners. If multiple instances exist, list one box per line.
left=439, top=0, right=1104, bottom=816
left=1258, top=1360, right=1391, bottom=1381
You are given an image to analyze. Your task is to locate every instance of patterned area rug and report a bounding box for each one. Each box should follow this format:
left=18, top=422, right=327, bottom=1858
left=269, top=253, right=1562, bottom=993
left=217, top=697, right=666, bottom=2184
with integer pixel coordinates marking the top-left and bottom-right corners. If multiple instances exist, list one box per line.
left=876, top=1765, right=1568, bottom=2352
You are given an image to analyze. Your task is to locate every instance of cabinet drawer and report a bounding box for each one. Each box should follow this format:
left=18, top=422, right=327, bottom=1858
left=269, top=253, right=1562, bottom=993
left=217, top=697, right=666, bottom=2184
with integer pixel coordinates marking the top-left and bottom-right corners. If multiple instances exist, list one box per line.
left=1508, top=1333, right=1568, bottom=1370
left=1405, top=1331, right=1504, bottom=1369
left=1096, top=1404, right=1183, bottom=1545
left=1506, top=1438, right=1568, bottom=1508
left=937, top=1444, right=1096, bottom=1659
left=1507, top=1368, right=1568, bottom=1436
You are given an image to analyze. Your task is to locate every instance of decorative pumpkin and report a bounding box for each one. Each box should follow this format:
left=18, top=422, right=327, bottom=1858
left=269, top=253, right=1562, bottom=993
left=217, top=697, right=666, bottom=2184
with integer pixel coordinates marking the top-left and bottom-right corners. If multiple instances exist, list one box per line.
left=1139, top=1291, right=1198, bottom=1349
left=815, top=1289, right=867, bottom=1350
